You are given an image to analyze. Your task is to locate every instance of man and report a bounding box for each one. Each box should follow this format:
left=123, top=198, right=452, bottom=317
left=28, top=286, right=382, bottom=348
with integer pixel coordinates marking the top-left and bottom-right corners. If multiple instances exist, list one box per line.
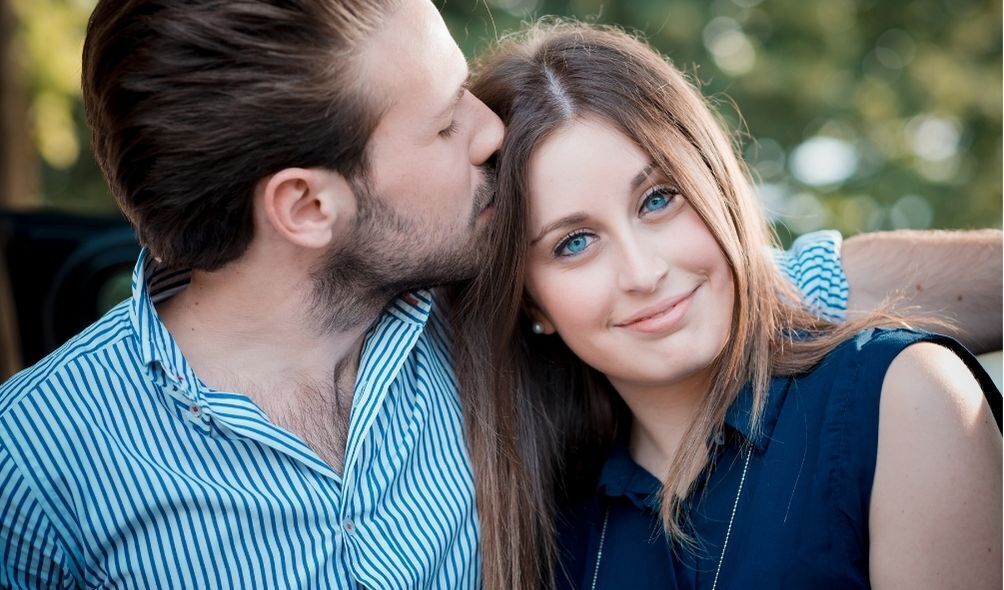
left=0, top=0, right=999, bottom=587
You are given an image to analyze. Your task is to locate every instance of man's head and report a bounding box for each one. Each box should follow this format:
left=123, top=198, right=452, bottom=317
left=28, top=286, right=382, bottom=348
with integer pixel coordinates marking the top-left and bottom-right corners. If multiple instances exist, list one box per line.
left=309, top=0, right=504, bottom=329
left=82, top=0, right=394, bottom=270
left=82, top=0, right=503, bottom=326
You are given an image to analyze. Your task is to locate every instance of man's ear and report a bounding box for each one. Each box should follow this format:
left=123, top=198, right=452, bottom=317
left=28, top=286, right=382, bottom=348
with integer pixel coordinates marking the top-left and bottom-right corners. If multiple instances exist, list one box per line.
left=260, top=168, right=356, bottom=249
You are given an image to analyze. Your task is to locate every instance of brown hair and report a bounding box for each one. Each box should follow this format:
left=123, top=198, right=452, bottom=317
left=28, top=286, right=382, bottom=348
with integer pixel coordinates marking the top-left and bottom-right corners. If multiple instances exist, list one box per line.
left=81, top=0, right=399, bottom=270
left=457, top=21, right=906, bottom=587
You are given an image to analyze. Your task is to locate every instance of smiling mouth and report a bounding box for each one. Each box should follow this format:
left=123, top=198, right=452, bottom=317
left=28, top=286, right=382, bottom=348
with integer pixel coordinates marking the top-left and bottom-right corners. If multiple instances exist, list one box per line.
left=615, top=285, right=700, bottom=333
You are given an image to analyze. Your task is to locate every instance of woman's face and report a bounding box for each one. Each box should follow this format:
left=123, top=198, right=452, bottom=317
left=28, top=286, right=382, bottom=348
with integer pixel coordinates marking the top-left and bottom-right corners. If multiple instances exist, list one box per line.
left=524, top=117, right=734, bottom=393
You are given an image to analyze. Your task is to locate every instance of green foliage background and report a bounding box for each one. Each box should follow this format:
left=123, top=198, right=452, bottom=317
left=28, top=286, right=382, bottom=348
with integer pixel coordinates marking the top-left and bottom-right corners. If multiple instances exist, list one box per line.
left=13, top=0, right=1002, bottom=241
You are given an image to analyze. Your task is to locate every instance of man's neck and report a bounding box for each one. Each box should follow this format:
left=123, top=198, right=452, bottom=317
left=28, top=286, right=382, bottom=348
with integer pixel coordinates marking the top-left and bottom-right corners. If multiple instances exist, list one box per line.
left=155, top=262, right=380, bottom=408
left=155, top=260, right=389, bottom=471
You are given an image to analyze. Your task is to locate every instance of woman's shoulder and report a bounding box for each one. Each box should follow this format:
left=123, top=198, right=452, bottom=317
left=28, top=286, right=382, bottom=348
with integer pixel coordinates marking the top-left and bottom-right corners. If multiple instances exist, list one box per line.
left=817, top=327, right=999, bottom=421
left=868, top=337, right=1003, bottom=587
left=806, top=327, right=984, bottom=385
left=879, top=339, right=989, bottom=419
left=780, top=327, right=1000, bottom=471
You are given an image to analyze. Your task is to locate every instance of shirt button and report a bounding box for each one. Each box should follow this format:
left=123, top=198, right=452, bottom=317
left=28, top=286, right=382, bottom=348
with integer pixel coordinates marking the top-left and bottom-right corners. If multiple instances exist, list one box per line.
left=190, top=404, right=201, bottom=417
left=342, top=519, right=355, bottom=534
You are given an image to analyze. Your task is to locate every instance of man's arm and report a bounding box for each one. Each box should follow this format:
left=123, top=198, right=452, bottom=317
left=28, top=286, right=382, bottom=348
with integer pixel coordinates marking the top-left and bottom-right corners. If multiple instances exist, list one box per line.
left=0, top=446, right=77, bottom=587
left=842, top=229, right=1003, bottom=354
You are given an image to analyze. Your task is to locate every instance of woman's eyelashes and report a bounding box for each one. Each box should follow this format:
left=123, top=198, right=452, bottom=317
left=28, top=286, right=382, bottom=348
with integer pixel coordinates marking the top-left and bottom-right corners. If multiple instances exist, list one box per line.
left=639, top=185, right=680, bottom=215
left=550, top=186, right=681, bottom=259
left=553, top=231, right=596, bottom=258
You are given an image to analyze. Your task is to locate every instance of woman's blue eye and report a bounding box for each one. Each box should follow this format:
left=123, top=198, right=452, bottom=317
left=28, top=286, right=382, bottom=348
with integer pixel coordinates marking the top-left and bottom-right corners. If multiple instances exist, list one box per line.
left=641, top=187, right=678, bottom=214
left=554, top=232, right=594, bottom=257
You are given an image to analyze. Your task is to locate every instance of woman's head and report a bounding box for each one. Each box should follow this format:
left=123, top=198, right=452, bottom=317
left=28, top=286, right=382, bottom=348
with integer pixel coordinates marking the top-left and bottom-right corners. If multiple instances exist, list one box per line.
left=456, top=22, right=856, bottom=585
left=522, top=115, right=735, bottom=394
left=459, top=22, right=831, bottom=560
left=471, top=22, right=785, bottom=416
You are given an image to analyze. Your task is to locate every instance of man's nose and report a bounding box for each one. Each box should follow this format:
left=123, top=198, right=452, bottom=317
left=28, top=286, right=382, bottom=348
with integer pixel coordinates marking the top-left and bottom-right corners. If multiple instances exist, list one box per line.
left=470, top=98, right=505, bottom=166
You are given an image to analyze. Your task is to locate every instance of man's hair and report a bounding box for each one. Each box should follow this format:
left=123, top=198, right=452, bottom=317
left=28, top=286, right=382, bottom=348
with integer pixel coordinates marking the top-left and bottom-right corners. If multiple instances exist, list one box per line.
left=82, top=0, right=398, bottom=270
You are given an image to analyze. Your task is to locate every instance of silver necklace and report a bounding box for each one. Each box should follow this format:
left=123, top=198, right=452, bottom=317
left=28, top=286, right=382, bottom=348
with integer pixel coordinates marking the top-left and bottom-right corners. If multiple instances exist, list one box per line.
left=589, top=447, right=752, bottom=590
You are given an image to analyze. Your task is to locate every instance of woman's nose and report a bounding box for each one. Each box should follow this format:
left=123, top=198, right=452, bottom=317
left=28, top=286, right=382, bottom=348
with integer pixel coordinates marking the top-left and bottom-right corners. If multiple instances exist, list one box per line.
left=617, top=238, right=669, bottom=294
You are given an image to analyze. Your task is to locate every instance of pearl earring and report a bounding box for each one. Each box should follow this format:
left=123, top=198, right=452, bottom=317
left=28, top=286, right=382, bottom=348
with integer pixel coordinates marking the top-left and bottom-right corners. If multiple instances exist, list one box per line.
left=531, top=321, right=545, bottom=335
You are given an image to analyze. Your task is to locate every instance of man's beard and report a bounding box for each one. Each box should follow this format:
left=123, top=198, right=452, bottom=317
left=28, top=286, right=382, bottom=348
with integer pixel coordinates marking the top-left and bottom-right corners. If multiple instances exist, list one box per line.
left=306, top=169, right=496, bottom=333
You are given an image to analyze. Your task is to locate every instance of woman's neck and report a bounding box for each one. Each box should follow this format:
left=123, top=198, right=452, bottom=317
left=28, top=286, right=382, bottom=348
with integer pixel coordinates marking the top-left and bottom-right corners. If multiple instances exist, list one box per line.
left=611, top=370, right=712, bottom=479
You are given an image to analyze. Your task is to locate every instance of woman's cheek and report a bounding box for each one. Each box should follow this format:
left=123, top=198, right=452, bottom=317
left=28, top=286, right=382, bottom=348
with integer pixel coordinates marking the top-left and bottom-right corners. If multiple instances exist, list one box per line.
left=541, top=266, right=611, bottom=341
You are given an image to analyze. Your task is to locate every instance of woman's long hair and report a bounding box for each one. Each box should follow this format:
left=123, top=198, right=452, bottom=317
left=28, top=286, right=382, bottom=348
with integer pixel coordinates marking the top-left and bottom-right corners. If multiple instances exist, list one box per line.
left=451, top=22, right=907, bottom=589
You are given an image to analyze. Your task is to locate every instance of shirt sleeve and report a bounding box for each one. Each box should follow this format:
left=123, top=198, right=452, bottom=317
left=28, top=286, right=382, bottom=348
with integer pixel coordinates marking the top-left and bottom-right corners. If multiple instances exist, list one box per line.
left=0, top=446, right=76, bottom=589
left=772, top=230, right=849, bottom=322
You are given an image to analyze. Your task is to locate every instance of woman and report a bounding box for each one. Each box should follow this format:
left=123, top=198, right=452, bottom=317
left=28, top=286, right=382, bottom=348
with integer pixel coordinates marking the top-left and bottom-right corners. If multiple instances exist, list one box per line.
left=454, top=23, right=1002, bottom=589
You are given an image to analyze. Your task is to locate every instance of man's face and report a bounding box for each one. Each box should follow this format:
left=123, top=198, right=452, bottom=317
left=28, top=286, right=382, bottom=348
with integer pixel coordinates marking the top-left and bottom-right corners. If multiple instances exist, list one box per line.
left=351, top=0, right=503, bottom=283
left=308, top=0, right=504, bottom=331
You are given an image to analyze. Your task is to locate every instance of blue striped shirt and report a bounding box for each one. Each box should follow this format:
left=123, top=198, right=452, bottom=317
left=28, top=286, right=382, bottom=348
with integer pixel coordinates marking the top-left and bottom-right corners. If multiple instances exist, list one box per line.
left=0, top=231, right=846, bottom=588
left=773, top=230, right=848, bottom=322
left=1, top=251, right=477, bottom=588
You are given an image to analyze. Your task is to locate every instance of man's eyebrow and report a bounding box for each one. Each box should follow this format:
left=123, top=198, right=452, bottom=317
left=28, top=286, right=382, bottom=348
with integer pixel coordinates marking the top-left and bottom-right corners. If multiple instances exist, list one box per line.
left=529, top=213, right=590, bottom=246
left=435, top=81, right=467, bottom=122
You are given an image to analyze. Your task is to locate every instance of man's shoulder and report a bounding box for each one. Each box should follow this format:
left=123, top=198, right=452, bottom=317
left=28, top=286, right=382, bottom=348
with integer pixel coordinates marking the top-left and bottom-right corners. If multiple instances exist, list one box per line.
left=0, top=300, right=135, bottom=420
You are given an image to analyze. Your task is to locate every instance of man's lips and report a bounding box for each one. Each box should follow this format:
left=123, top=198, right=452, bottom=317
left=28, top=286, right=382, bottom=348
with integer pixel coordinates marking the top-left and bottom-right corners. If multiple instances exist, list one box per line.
left=614, top=286, right=700, bottom=330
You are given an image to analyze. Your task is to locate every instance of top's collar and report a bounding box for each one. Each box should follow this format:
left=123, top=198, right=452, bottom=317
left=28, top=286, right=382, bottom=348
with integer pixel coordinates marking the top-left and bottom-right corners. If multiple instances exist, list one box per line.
left=723, top=375, right=792, bottom=453
left=595, top=375, right=792, bottom=511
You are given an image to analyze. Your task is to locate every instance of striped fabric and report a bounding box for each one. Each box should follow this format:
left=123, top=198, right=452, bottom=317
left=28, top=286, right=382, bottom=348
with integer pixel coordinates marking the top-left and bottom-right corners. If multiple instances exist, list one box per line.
left=0, top=231, right=846, bottom=588
left=772, top=230, right=849, bottom=322
left=0, top=251, right=477, bottom=589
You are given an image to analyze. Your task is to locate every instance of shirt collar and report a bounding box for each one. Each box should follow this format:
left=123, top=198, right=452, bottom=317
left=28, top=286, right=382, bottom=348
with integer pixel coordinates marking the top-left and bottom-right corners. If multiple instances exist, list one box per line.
left=595, top=375, right=792, bottom=510
left=128, top=249, right=436, bottom=398
left=596, top=444, right=663, bottom=511
left=128, top=249, right=199, bottom=397
left=384, top=289, right=435, bottom=326
left=723, top=375, right=792, bottom=453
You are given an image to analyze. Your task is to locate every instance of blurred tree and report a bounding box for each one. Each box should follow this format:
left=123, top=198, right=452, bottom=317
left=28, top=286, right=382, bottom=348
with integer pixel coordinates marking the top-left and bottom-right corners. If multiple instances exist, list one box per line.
left=0, top=0, right=37, bottom=207
left=8, top=0, right=108, bottom=214
left=441, top=0, right=1002, bottom=243
left=6, top=0, right=1001, bottom=239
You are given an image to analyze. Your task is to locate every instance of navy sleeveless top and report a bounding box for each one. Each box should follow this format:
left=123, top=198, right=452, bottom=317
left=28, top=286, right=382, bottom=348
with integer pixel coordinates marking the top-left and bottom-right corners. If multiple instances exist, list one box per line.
left=556, top=329, right=1001, bottom=589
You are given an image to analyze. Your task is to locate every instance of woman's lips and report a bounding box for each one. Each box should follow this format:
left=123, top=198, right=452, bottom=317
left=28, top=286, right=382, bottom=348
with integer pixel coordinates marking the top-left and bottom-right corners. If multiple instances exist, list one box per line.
left=615, top=285, right=700, bottom=334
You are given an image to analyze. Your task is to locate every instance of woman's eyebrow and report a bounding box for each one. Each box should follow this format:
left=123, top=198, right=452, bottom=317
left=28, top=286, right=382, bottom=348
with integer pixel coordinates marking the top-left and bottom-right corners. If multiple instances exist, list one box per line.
left=530, top=213, right=589, bottom=246
left=630, top=164, right=656, bottom=191
left=529, top=165, right=658, bottom=246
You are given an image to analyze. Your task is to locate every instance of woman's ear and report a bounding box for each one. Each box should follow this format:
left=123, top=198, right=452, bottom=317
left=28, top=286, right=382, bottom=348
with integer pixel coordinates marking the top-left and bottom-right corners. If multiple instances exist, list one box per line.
left=259, top=168, right=356, bottom=249
left=525, top=305, right=556, bottom=335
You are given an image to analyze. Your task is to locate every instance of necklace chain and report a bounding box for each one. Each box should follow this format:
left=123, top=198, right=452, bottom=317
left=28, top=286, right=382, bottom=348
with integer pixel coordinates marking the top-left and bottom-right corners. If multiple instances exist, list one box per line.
left=589, top=502, right=611, bottom=590
left=589, top=447, right=752, bottom=590
left=710, top=447, right=752, bottom=590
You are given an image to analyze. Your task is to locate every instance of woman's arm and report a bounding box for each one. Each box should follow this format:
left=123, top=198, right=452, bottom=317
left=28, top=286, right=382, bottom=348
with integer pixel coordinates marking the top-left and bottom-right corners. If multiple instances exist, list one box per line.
left=869, top=342, right=1002, bottom=589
